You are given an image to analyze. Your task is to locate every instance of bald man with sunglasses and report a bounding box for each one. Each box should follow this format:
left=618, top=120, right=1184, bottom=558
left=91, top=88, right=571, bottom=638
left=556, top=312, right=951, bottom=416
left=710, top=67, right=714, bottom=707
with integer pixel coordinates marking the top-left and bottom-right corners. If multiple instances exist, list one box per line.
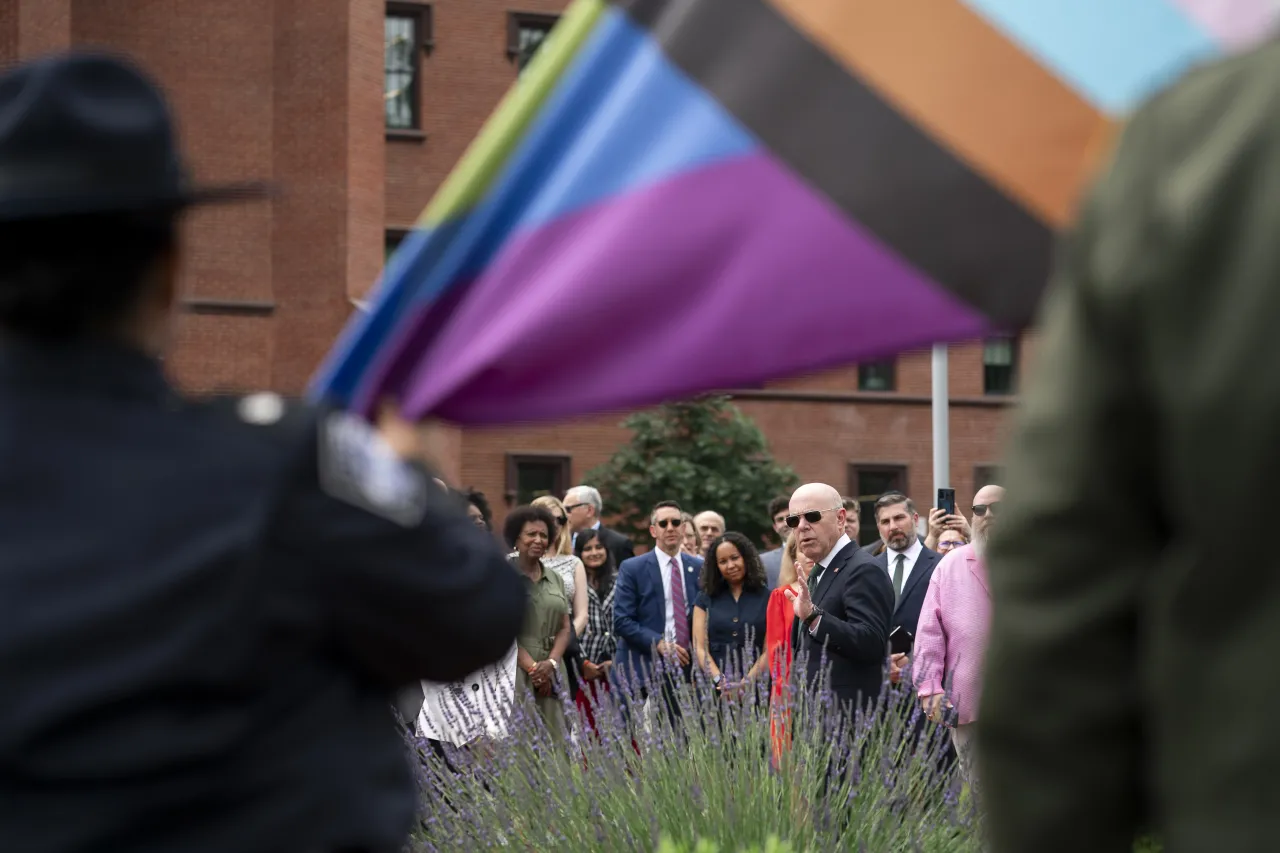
left=783, top=483, right=894, bottom=714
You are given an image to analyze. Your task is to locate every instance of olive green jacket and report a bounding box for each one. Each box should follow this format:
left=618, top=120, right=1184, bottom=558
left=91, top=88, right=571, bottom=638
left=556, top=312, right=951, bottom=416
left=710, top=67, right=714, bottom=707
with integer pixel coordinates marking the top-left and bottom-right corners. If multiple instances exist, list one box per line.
left=981, top=38, right=1280, bottom=853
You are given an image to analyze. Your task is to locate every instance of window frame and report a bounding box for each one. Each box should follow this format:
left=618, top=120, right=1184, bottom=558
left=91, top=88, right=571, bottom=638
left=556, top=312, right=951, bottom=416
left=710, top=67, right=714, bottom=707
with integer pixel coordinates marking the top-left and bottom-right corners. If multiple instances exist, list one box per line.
left=857, top=358, right=897, bottom=392
left=507, top=12, right=560, bottom=73
left=504, top=453, right=572, bottom=507
left=385, top=2, right=433, bottom=138
left=847, top=463, right=909, bottom=547
left=982, top=334, right=1019, bottom=396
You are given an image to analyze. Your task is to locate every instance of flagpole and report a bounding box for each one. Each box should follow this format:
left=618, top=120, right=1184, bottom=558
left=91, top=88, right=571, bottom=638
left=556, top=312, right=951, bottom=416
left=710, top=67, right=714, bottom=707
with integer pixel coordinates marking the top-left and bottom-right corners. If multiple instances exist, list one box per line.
left=931, top=343, right=950, bottom=501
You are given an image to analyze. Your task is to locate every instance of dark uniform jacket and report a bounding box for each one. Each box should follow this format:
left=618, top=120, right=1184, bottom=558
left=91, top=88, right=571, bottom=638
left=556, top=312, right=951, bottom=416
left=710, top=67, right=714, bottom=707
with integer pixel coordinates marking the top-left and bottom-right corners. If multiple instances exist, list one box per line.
left=0, top=339, right=524, bottom=853
left=981, top=39, right=1280, bottom=853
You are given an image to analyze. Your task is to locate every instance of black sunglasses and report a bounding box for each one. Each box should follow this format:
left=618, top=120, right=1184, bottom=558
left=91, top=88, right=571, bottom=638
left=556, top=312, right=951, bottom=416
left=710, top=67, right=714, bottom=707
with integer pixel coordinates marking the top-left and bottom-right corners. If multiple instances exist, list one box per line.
left=785, top=506, right=841, bottom=529
left=655, top=518, right=682, bottom=529
left=972, top=502, right=1000, bottom=517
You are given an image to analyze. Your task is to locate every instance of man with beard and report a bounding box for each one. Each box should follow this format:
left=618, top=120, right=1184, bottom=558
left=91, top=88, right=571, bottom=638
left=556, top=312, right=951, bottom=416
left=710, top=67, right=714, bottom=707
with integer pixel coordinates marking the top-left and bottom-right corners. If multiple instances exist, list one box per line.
left=912, top=484, right=1003, bottom=790
left=872, top=493, right=941, bottom=686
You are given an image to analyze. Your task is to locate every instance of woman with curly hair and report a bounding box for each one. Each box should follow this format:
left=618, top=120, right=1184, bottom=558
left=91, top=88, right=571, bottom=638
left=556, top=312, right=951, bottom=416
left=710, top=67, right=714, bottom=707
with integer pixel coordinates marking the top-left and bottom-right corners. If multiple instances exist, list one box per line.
left=691, top=532, right=771, bottom=693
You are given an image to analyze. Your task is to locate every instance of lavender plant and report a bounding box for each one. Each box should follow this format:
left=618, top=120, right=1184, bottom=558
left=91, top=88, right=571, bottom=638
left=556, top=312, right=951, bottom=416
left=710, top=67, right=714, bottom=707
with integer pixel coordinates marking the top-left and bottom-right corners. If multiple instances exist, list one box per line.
left=402, top=648, right=979, bottom=852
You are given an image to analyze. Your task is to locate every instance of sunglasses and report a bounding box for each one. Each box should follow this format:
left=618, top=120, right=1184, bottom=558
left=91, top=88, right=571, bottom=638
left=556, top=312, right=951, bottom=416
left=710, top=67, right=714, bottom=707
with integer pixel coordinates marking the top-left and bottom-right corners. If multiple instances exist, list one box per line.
left=655, top=518, right=682, bottom=529
left=972, top=502, right=1000, bottom=518
left=564, top=503, right=588, bottom=512
left=785, top=506, right=841, bottom=529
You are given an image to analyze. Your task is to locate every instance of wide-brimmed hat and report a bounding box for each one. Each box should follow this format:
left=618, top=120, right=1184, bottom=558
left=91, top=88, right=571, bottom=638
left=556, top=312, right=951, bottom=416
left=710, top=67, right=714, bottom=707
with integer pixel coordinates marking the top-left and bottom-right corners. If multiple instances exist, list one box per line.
left=0, top=51, right=270, bottom=221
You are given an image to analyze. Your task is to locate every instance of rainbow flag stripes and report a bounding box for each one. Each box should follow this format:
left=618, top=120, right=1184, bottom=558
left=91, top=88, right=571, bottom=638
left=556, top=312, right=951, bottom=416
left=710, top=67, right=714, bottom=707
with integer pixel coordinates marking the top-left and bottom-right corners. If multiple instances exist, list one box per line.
left=312, top=0, right=1277, bottom=424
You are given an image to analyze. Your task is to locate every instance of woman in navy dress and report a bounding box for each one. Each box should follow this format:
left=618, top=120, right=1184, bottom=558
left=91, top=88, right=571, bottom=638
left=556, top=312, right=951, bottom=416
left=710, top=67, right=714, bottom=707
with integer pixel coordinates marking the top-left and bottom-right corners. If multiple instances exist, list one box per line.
left=692, top=532, right=771, bottom=693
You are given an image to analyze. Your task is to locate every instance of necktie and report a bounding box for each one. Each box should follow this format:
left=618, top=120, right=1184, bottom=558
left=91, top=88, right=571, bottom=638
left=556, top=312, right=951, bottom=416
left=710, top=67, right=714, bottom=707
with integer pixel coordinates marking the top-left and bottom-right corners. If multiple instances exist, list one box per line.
left=893, top=553, right=906, bottom=601
left=669, top=556, right=690, bottom=648
left=808, top=564, right=822, bottom=597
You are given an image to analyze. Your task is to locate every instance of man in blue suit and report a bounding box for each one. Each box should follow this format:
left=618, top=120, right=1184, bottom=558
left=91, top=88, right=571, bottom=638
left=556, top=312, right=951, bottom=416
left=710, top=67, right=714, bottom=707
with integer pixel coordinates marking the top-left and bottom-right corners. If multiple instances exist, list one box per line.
left=612, top=500, right=703, bottom=718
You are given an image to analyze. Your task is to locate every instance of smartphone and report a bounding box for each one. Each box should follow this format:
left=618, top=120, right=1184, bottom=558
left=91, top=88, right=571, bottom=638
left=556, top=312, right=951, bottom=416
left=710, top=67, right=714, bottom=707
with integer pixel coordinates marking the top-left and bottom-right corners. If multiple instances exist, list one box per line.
left=937, top=487, right=956, bottom=517
left=889, top=625, right=914, bottom=655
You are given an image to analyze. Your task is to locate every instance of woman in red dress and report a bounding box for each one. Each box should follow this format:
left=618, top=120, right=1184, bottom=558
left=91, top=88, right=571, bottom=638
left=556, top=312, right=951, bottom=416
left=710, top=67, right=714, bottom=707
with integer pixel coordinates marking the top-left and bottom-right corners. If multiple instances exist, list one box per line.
left=765, top=534, right=815, bottom=764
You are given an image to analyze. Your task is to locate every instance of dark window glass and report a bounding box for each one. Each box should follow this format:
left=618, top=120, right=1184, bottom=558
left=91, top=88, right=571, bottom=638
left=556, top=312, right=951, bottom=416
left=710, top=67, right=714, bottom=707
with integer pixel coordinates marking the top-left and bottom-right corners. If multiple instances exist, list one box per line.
left=983, top=336, right=1018, bottom=395
left=849, top=465, right=907, bottom=547
left=857, top=359, right=896, bottom=392
left=384, top=13, right=418, bottom=129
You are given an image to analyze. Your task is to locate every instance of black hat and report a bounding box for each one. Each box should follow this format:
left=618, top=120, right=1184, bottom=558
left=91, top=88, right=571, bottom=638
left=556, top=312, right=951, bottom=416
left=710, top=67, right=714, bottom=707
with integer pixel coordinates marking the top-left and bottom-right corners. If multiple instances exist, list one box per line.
left=0, top=52, right=269, bottom=221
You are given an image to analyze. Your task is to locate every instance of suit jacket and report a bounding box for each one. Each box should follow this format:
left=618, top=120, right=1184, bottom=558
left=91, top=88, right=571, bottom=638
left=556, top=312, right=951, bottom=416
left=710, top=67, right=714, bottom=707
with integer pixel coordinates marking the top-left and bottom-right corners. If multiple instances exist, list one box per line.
left=797, top=540, right=893, bottom=710
left=760, top=546, right=783, bottom=589
left=596, top=525, right=635, bottom=569
left=980, top=43, right=1280, bottom=853
left=875, top=546, right=941, bottom=638
left=612, top=550, right=702, bottom=687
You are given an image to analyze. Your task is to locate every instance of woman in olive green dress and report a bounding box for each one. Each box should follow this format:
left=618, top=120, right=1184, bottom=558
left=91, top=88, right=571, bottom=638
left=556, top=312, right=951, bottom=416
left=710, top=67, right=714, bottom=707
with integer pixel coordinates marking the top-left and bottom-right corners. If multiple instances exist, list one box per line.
left=503, top=505, right=571, bottom=737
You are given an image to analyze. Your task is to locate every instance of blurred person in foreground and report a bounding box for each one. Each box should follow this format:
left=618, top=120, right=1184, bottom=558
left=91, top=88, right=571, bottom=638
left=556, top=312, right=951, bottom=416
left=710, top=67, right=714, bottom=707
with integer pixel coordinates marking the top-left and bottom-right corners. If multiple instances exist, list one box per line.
left=0, top=53, right=524, bottom=853
left=978, top=43, right=1280, bottom=852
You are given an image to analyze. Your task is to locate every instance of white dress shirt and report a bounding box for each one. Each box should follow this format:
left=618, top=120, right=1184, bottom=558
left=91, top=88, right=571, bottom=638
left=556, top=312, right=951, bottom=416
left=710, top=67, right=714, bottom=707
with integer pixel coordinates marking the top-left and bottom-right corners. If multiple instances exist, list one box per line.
left=808, top=533, right=851, bottom=635
left=885, top=537, right=924, bottom=595
left=655, top=547, right=682, bottom=642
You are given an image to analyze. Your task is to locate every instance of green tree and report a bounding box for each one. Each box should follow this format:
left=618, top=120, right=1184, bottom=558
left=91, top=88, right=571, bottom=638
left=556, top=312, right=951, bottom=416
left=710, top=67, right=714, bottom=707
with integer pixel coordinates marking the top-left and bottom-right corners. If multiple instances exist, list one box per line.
left=585, top=396, right=799, bottom=553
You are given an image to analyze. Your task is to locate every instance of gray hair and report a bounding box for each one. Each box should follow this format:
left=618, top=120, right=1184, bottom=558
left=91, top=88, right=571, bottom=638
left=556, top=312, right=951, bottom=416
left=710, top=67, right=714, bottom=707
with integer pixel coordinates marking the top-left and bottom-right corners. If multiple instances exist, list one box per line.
left=569, top=485, right=602, bottom=513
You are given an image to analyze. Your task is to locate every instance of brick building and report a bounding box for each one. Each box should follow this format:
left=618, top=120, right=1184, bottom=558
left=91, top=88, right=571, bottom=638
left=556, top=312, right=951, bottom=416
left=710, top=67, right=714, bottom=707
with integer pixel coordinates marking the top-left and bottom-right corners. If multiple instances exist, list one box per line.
left=0, top=0, right=1023, bottom=545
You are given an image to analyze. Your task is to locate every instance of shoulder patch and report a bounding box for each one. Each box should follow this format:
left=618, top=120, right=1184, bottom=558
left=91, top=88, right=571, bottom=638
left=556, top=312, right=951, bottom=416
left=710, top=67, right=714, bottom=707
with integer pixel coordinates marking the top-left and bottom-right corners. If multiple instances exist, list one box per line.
left=317, top=410, right=430, bottom=527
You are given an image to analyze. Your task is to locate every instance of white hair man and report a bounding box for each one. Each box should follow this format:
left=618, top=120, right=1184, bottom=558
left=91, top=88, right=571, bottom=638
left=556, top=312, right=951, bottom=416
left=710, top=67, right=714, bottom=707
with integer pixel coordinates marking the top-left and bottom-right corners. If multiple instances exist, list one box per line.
left=693, top=510, right=726, bottom=553
left=563, top=485, right=634, bottom=567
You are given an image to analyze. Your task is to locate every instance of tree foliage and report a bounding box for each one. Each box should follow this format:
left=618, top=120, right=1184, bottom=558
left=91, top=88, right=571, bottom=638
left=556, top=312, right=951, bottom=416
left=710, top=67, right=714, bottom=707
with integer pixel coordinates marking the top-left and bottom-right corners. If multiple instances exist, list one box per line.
left=585, top=396, right=799, bottom=552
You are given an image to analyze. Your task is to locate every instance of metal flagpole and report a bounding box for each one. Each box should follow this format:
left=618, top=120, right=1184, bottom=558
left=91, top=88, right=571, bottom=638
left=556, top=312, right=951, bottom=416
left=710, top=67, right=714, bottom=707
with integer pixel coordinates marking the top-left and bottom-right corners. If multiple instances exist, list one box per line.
left=931, top=343, right=950, bottom=497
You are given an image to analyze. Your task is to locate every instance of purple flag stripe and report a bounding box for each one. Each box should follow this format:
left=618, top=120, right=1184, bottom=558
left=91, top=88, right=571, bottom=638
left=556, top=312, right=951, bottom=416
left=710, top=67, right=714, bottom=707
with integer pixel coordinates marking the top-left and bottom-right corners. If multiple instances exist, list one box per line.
left=366, top=151, right=988, bottom=424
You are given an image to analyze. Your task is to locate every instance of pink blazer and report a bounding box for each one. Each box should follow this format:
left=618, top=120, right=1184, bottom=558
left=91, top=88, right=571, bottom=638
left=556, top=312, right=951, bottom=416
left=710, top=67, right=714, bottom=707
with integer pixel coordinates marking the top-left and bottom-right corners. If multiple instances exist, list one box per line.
left=912, top=543, right=990, bottom=726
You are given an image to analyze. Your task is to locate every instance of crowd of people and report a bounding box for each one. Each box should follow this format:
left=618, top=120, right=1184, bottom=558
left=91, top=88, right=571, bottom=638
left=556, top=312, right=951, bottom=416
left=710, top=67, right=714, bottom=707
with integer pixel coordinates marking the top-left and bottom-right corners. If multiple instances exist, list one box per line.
left=410, top=478, right=1005, bottom=793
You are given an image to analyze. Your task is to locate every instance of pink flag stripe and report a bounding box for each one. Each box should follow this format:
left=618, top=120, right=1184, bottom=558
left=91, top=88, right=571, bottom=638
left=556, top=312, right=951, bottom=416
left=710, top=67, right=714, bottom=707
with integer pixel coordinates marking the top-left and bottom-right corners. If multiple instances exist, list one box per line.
left=378, top=152, right=989, bottom=424
left=1169, top=0, right=1279, bottom=48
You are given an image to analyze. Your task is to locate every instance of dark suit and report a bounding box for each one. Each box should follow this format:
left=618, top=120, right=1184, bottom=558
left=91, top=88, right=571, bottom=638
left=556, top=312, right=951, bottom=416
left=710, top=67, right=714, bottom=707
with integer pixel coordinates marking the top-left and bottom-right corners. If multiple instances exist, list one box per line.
left=612, top=549, right=702, bottom=695
left=597, top=524, right=635, bottom=569
left=876, top=546, right=941, bottom=639
left=797, top=539, right=894, bottom=712
left=0, top=339, right=526, bottom=853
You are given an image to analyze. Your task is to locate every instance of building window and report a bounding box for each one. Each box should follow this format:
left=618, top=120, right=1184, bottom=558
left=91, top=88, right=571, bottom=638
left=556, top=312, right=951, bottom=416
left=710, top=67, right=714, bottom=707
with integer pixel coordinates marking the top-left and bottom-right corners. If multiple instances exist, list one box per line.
left=385, top=229, right=408, bottom=264
left=857, top=359, right=896, bottom=392
left=974, top=465, right=1003, bottom=492
left=385, top=4, right=432, bottom=131
left=983, top=335, right=1018, bottom=395
left=505, top=453, right=571, bottom=507
left=508, top=13, right=559, bottom=75
left=848, top=464, right=907, bottom=547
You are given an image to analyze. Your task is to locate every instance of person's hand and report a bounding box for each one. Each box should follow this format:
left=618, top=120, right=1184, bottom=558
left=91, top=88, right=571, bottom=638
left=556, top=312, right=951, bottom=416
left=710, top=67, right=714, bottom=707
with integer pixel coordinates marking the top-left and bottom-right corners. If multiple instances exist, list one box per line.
left=530, top=660, right=556, bottom=689
left=784, top=575, right=814, bottom=621
left=375, top=399, right=424, bottom=460
left=926, top=508, right=949, bottom=541
left=582, top=660, right=602, bottom=681
left=535, top=678, right=553, bottom=697
left=944, top=513, right=972, bottom=538
left=889, top=653, right=909, bottom=685
left=921, top=692, right=952, bottom=723
left=656, top=641, right=691, bottom=668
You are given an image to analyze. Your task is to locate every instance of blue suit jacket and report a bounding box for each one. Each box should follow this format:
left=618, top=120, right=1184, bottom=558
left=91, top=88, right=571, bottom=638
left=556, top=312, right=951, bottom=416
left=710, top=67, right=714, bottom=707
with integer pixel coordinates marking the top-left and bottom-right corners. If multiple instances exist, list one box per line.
left=612, top=549, right=702, bottom=687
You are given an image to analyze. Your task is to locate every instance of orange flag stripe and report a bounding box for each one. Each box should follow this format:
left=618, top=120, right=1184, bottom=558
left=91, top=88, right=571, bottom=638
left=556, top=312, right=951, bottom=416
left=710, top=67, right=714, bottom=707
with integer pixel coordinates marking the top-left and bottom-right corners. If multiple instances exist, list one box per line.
left=765, top=0, right=1114, bottom=226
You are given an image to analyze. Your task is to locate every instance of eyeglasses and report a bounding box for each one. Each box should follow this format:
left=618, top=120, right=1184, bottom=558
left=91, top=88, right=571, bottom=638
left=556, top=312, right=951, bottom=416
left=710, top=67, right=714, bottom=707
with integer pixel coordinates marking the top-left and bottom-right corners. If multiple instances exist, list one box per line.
left=972, top=502, right=1000, bottom=518
left=655, top=518, right=682, bottom=529
left=785, top=506, right=842, bottom=529
left=564, top=503, right=588, bottom=512
left=937, top=540, right=963, bottom=550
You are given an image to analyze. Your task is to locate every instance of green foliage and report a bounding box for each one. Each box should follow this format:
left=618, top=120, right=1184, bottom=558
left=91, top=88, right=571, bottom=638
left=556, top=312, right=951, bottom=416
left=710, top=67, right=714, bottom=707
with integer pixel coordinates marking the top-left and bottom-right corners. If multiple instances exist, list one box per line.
left=586, top=396, right=799, bottom=552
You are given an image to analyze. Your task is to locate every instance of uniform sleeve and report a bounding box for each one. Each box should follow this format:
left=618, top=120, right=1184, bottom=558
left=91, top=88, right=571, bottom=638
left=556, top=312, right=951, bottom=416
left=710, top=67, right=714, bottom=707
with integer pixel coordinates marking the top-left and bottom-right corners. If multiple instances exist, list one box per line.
left=979, top=99, right=1169, bottom=851
left=268, top=410, right=526, bottom=688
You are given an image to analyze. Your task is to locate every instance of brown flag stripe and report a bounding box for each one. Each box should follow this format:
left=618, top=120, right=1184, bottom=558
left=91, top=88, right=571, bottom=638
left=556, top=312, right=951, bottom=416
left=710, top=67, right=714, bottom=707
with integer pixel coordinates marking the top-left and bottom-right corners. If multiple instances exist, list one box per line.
left=610, top=0, right=1056, bottom=328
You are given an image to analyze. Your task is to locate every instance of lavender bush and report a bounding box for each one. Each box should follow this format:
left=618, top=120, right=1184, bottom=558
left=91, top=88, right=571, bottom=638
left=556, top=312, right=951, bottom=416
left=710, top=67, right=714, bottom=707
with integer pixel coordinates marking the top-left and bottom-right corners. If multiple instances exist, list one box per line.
left=402, top=649, right=979, bottom=852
